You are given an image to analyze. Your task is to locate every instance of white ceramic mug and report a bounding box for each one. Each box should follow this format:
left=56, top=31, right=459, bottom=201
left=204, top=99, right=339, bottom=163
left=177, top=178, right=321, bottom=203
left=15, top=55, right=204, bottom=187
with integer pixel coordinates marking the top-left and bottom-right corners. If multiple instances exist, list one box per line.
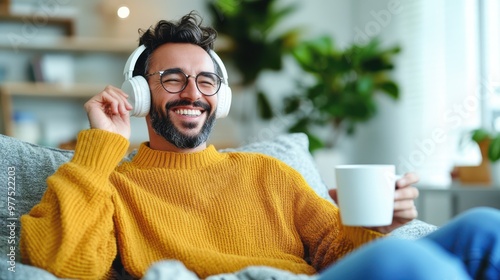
left=334, top=164, right=396, bottom=226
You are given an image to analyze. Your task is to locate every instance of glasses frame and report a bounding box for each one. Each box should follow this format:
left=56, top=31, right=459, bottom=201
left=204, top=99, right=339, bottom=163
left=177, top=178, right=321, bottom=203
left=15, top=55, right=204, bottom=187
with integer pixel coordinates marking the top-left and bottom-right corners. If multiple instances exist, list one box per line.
left=146, top=68, right=223, bottom=96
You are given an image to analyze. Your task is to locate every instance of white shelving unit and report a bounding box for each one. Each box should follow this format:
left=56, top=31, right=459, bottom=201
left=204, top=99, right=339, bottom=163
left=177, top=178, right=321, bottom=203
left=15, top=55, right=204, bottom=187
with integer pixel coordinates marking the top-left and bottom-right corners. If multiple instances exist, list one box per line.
left=416, top=183, right=500, bottom=226
left=0, top=11, right=149, bottom=149
left=0, top=8, right=235, bottom=150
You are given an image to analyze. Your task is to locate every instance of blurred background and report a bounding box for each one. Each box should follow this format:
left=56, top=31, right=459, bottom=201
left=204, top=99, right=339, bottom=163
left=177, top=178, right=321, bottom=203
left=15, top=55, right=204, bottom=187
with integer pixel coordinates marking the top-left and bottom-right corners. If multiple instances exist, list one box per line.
left=1, top=0, right=499, bottom=225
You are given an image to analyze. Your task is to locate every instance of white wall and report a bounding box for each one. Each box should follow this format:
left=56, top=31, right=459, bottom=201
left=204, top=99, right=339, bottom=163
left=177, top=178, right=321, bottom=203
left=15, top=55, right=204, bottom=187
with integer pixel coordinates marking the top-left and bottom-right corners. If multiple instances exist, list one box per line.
left=71, top=0, right=209, bottom=40
left=342, top=0, right=481, bottom=187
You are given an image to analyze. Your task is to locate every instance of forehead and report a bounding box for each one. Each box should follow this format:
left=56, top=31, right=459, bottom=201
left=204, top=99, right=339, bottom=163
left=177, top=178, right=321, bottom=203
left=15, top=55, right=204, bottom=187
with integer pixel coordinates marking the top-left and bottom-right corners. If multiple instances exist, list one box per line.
left=149, top=43, right=214, bottom=72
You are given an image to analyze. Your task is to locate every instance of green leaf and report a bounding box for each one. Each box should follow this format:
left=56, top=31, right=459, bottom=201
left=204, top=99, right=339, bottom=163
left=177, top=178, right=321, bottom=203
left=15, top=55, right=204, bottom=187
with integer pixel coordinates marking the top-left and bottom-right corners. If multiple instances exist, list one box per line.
left=288, top=118, right=310, bottom=134
left=283, top=96, right=301, bottom=115
left=379, top=81, right=399, bottom=99
left=212, top=0, right=241, bottom=16
left=471, top=129, right=490, bottom=143
left=356, top=76, right=374, bottom=95
left=308, top=134, right=324, bottom=152
left=257, top=91, right=273, bottom=120
left=265, top=3, right=298, bottom=32
left=292, top=36, right=334, bottom=72
left=488, top=136, right=500, bottom=162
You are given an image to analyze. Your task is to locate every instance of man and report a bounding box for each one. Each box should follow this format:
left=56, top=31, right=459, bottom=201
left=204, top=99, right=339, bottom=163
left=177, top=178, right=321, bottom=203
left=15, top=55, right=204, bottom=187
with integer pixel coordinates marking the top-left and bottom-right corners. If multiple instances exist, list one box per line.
left=20, top=12, right=500, bottom=280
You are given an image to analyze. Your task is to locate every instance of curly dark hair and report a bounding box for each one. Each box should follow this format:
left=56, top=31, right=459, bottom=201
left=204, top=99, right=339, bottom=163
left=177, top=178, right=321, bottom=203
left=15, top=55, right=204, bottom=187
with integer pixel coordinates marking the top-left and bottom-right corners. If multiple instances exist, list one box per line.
left=133, top=11, right=218, bottom=77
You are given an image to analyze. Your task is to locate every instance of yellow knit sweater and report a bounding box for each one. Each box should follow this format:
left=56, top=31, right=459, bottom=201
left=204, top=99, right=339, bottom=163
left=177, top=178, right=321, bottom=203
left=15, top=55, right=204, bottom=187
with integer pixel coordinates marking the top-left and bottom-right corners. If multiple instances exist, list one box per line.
left=20, top=129, right=384, bottom=279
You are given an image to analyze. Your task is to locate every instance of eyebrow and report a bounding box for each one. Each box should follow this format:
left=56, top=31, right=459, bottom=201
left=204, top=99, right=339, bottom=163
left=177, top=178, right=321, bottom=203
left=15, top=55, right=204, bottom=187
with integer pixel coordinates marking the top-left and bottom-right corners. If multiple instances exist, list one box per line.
left=159, top=67, right=183, bottom=73
left=146, top=67, right=182, bottom=77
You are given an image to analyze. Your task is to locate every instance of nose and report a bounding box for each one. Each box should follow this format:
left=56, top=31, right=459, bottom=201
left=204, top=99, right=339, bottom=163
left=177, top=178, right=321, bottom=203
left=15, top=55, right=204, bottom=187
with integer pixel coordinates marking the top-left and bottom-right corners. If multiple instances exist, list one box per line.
left=178, top=75, right=201, bottom=101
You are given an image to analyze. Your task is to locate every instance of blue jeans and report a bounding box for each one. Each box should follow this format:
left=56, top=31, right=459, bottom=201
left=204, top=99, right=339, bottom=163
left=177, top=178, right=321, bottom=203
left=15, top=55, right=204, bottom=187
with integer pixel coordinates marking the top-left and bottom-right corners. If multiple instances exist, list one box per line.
left=319, top=207, right=500, bottom=280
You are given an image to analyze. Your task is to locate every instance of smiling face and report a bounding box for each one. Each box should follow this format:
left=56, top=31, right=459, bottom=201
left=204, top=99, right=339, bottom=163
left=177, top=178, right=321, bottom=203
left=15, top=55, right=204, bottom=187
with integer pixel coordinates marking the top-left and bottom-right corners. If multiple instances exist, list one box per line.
left=145, top=43, right=218, bottom=152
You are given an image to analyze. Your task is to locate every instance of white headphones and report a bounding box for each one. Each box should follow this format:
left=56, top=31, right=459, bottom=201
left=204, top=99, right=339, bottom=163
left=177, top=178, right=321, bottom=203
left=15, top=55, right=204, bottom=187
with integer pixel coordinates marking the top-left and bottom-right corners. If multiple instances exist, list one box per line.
left=121, top=44, right=232, bottom=118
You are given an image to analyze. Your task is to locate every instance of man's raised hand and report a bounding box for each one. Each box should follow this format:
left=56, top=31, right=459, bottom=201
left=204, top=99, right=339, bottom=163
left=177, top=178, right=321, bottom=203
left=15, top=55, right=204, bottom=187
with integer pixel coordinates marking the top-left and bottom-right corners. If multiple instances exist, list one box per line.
left=83, top=85, right=133, bottom=139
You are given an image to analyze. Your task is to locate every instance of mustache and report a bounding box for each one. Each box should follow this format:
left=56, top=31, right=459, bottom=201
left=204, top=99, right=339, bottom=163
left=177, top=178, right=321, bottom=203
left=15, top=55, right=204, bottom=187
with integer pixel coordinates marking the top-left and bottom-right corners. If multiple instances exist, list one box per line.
left=165, top=99, right=211, bottom=112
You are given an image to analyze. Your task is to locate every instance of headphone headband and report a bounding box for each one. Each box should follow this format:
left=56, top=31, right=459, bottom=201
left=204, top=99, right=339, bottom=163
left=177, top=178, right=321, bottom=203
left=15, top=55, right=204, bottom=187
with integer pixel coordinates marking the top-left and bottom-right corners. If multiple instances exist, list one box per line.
left=123, top=45, right=147, bottom=80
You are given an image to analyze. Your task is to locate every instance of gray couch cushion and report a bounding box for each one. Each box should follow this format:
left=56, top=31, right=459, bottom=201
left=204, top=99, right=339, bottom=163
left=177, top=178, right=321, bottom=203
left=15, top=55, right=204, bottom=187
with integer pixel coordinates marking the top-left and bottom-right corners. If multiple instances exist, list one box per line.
left=0, top=136, right=74, bottom=258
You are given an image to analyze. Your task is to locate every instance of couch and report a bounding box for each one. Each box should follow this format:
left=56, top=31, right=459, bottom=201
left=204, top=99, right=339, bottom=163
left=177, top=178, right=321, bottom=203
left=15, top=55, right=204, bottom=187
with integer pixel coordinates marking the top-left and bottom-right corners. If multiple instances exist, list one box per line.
left=0, top=133, right=437, bottom=280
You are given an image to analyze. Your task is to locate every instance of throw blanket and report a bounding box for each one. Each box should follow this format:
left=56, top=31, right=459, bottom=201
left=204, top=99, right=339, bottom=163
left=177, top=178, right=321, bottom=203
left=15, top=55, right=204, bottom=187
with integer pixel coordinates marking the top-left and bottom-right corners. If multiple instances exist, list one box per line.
left=0, top=260, right=318, bottom=280
left=143, top=261, right=318, bottom=280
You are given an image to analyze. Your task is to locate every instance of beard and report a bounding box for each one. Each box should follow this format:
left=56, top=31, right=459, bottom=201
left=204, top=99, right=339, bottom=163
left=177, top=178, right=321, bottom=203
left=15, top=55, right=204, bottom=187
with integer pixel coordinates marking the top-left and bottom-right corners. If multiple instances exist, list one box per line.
left=150, top=99, right=216, bottom=149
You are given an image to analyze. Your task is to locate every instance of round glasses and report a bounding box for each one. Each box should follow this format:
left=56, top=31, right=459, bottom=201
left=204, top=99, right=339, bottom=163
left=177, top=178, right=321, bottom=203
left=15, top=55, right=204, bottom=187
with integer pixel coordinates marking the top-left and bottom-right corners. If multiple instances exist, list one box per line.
left=146, top=68, right=222, bottom=96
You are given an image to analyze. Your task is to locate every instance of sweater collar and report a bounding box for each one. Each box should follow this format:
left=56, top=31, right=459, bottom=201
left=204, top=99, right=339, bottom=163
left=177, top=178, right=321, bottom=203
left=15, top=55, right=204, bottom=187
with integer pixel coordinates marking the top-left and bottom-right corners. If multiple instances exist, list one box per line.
left=132, top=143, right=226, bottom=169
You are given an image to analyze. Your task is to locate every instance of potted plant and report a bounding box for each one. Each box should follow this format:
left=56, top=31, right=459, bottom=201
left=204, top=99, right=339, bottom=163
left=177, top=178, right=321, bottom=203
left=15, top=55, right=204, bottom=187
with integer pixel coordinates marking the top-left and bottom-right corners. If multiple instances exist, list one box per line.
left=471, top=128, right=500, bottom=161
left=471, top=128, right=500, bottom=186
left=282, top=36, right=401, bottom=152
left=207, top=0, right=301, bottom=119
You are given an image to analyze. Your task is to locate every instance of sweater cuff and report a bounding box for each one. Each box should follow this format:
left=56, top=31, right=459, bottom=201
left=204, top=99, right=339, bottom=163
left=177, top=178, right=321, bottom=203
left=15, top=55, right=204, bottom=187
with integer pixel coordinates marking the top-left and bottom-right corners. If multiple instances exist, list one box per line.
left=71, top=129, right=129, bottom=173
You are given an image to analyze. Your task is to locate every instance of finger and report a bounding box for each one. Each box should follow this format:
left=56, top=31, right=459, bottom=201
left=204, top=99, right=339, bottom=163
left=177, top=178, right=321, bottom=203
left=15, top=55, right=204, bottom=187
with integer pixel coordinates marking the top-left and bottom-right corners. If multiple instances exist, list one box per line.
left=100, top=87, right=130, bottom=115
left=396, top=172, right=419, bottom=189
left=328, top=189, right=338, bottom=204
left=393, top=207, right=418, bottom=221
left=394, top=199, right=416, bottom=212
left=394, top=186, right=419, bottom=200
left=118, top=97, right=130, bottom=116
left=108, top=86, right=133, bottom=112
left=101, top=92, right=121, bottom=115
left=107, top=85, right=133, bottom=110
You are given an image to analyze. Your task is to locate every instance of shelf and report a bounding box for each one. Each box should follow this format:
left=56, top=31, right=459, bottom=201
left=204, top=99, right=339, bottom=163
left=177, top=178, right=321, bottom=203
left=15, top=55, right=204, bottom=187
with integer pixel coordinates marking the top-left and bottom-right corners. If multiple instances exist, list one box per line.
left=418, top=183, right=500, bottom=192
left=0, top=33, right=231, bottom=55
left=0, top=36, right=137, bottom=54
left=0, top=82, right=104, bottom=136
left=0, top=13, right=74, bottom=36
left=0, top=81, right=104, bottom=97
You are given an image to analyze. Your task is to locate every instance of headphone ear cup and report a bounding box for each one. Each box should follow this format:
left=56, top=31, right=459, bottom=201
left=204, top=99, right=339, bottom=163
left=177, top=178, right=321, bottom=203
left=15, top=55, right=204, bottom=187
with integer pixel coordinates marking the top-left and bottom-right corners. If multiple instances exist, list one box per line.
left=216, top=83, right=232, bottom=119
left=121, top=76, right=151, bottom=117
left=208, top=49, right=232, bottom=119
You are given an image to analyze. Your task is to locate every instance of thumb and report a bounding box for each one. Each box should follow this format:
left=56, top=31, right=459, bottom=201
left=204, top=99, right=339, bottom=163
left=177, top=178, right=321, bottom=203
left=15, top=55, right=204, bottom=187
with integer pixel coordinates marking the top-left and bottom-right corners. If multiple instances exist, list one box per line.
left=328, top=188, right=338, bottom=204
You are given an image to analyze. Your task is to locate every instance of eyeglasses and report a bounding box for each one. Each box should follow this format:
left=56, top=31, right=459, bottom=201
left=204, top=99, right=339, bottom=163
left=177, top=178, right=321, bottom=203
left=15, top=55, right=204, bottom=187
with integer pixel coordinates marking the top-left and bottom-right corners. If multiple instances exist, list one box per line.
left=146, top=68, right=222, bottom=96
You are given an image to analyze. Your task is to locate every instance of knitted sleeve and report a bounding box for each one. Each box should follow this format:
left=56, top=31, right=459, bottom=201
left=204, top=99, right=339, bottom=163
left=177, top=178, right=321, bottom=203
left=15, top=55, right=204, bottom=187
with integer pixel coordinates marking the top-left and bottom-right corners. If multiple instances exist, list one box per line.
left=289, top=169, right=385, bottom=271
left=20, top=129, right=129, bottom=280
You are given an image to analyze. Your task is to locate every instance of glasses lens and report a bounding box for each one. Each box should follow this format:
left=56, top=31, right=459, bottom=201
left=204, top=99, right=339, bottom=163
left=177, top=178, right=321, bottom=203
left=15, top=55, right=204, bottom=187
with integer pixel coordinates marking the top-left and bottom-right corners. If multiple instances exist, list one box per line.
left=159, top=70, right=222, bottom=96
left=196, top=73, right=221, bottom=96
left=160, top=70, right=186, bottom=93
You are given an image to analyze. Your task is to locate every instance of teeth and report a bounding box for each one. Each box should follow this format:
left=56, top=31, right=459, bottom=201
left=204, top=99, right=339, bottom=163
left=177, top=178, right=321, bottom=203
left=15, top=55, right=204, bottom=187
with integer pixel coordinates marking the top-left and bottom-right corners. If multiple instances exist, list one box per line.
left=175, top=109, right=202, bottom=116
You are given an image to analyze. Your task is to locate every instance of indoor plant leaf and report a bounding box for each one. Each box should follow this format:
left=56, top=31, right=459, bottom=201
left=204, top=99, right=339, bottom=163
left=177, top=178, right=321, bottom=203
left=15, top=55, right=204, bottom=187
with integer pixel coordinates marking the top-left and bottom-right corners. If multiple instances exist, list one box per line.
left=489, top=136, right=500, bottom=162
left=471, top=128, right=490, bottom=143
left=257, top=90, right=273, bottom=120
left=307, top=134, right=324, bottom=152
left=284, top=35, right=401, bottom=151
left=378, top=81, right=399, bottom=99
